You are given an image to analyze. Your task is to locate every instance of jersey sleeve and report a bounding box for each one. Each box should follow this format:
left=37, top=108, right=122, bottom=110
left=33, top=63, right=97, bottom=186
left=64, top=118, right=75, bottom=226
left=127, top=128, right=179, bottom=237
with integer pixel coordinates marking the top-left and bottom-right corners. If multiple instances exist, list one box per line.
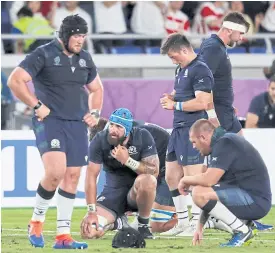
left=248, top=95, right=263, bottom=116
left=209, top=138, right=237, bottom=172
left=86, top=53, right=98, bottom=84
left=192, top=65, right=213, bottom=92
left=89, top=133, right=103, bottom=164
left=200, top=44, right=223, bottom=75
left=19, top=47, right=45, bottom=78
left=140, top=129, right=158, bottom=159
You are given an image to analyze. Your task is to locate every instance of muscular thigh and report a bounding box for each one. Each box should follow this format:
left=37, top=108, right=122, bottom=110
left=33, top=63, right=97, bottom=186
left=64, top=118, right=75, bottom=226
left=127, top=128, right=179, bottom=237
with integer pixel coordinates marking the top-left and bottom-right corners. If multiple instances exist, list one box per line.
left=32, top=117, right=66, bottom=156
left=213, top=182, right=270, bottom=220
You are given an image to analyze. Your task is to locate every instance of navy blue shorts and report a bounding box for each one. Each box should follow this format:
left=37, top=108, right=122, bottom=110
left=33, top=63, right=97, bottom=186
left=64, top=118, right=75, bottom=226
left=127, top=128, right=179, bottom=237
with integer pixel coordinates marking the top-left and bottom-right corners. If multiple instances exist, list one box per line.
left=155, top=177, right=174, bottom=207
left=213, top=182, right=271, bottom=220
left=97, top=185, right=138, bottom=217
left=166, top=127, right=204, bottom=165
left=215, top=105, right=242, bottom=133
left=32, top=116, right=88, bottom=167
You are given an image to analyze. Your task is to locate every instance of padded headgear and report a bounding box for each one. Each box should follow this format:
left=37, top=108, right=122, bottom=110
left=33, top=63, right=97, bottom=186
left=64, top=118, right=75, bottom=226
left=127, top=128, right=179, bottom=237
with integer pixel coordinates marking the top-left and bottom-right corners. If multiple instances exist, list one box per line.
left=112, top=228, right=146, bottom=249
left=109, top=108, right=133, bottom=137
left=59, top=14, right=88, bottom=53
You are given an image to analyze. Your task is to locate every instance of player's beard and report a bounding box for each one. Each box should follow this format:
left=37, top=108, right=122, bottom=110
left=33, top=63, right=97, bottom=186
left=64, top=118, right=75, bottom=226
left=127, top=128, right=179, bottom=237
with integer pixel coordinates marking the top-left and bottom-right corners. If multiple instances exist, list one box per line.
left=107, top=133, right=126, bottom=147
left=227, top=40, right=236, bottom=48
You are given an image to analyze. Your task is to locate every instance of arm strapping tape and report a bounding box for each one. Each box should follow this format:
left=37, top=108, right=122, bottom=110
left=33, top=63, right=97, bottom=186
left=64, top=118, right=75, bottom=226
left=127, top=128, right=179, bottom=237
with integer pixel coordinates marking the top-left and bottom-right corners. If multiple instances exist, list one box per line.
left=125, top=157, right=140, bottom=171
left=206, top=109, right=217, bottom=119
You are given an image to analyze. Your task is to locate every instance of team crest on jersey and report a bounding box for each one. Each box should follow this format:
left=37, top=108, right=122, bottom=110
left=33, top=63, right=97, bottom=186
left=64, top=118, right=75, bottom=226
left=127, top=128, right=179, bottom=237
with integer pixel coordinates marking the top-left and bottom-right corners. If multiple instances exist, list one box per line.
left=79, top=59, right=86, bottom=67
left=128, top=146, right=138, bottom=155
left=54, top=56, right=61, bottom=66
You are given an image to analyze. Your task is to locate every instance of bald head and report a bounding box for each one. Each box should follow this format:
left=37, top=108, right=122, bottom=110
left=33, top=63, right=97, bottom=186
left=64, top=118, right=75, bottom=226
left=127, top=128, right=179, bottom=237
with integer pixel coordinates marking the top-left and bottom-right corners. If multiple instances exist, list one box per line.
left=189, top=119, right=215, bottom=156
left=190, top=119, right=215, bottom=136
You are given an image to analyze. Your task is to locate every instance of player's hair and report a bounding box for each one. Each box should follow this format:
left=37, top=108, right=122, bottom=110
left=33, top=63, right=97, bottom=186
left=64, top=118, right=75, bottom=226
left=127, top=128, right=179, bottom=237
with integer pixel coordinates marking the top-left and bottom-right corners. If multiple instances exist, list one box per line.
left=269, top=75, right=275, bottom=84
left=89, top=117, right=108, bottom=141
left=190, top=119, right=215, bottom=136
left=160, top=33, right=192, bottom=55
left=223, top=11, right=250, bottom=32
left=17, top=6, right=33, bottom=18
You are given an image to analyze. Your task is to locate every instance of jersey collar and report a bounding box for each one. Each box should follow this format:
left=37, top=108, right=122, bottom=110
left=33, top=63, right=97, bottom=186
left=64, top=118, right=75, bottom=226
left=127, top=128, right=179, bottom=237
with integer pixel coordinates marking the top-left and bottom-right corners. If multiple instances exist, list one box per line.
left=53, top=38, right=64, bottom=52
left=211, top=34, right=226, bottom=48
left=210, top=126, right=226, bottom=148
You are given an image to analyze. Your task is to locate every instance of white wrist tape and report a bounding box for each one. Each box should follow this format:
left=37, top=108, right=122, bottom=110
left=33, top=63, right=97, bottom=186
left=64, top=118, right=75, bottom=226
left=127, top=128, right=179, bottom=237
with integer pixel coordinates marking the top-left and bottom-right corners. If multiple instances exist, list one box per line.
left=125, top=157, right=140, bottom=171
left=87, top=204, right=97, bottom=213
left=206, top=109, right=217, bottom=119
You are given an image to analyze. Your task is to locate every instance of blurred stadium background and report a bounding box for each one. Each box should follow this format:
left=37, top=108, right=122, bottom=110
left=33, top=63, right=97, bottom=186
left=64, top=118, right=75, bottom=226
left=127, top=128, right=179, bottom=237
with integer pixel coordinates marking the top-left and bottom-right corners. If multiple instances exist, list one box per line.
left=1, top=1, right=275, bottom=252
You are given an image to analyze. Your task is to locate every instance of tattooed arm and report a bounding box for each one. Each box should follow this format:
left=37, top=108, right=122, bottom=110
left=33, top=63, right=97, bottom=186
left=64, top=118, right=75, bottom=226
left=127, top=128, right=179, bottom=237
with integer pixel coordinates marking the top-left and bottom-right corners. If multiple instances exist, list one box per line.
left=135, top=154, right=160, bottom=178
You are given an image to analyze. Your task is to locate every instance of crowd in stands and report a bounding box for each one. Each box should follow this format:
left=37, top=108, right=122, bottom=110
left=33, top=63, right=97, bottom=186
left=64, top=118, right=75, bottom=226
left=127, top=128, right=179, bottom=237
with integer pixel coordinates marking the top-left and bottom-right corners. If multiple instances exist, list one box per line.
left=1, top=1, right=275, bottom=54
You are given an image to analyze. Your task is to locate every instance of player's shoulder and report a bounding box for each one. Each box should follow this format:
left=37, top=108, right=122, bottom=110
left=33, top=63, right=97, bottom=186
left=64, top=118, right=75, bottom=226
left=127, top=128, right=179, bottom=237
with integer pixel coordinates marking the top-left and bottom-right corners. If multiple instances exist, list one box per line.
left=190, top=58, right=212, bottom=75
left=79, top=49, right=93, bottom=60
left=131, top=127, right=153, bottom=142
left=201, top=35, right=222, bottom=51
left=90, top=129, right=107, bottom=145
left=132, top=127, right=151, bottom=137
left=79, top=49, right=96, bottom=68
left=29, top=40, right=59, bottom=59
left=252, top=92, right=267, bottom=103
left=217, top=133, right=240, bottom=149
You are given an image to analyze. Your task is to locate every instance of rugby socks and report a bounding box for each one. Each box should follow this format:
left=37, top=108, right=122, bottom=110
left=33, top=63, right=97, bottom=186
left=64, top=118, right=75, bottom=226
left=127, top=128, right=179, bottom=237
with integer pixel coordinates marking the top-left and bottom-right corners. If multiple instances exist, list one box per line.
left=56, top=188, right=75, bottom=235
left=170, top=189, right=189, bottom=226
left=191, top=202, right=201, bottom=225
left=138, top=215, right=150, bottom=226
left=31, top=183, right=56, bottom=222
left=202, top=200, right=249, bottom=233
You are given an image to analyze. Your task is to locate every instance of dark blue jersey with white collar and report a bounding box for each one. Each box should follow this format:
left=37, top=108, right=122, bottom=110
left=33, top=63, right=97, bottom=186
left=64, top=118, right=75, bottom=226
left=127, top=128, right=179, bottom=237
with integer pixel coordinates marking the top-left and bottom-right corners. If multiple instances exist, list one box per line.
left=89, top=127, right=158, bottom=187
left=173, top=57, right=213, bottom=128
left=19, top=39, right=97, bottom=120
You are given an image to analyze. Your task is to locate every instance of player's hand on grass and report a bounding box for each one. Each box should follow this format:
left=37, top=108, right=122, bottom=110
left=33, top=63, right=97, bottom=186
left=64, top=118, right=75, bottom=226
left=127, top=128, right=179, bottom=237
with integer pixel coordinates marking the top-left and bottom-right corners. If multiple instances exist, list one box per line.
left=111, top=145, right=129, bottom=164
left=192, top=230, right=203, bottom=246
left=178, top=178, right=191, bottom=196
left=160, top=96, right=175, bottom=110
left=35, top=104, right=50, bottom=121
left=81, top=212, right=99, bottom=239
left=83, top=113, right=99, bottom=127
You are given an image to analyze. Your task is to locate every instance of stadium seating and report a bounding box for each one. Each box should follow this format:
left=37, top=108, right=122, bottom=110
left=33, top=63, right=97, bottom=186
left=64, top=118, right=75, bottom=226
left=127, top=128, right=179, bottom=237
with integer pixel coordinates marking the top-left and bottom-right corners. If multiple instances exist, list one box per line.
left=249, top=47, right=266, bottom=54
left=227, top=47, right=246, bottom=54
left=111, top=46, right=144, bottom=54
left=145, top=47, right=160, bottom=54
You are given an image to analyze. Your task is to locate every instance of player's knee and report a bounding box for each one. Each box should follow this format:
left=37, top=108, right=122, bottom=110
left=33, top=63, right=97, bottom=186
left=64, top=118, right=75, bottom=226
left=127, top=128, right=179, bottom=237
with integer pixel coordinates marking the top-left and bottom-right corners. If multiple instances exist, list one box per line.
left=45, top=169, right=66, bottom=188
left=192, top=186, right=207, bottom=206
left=63, top=169, right=81, bottom=187
left=165, top=171, right=179, bottom=186
left=136, top=174, right=157, bottom=191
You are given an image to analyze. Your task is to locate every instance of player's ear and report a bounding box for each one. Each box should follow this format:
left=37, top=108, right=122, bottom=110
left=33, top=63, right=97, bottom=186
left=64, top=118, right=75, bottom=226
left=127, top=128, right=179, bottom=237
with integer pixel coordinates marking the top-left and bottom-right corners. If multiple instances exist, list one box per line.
left=181, top=47, right=188, bottom=55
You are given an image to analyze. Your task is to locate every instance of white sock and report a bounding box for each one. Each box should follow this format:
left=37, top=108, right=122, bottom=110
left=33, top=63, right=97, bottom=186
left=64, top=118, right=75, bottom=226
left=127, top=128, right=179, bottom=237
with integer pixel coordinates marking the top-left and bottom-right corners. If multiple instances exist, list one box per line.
left=191, top=202, right=201, bottom=225
left=208, top=201, right=248, bottom=233
left=31, top=183, right=55, bottom=222
left=204, top=219, right=215, bottom=229
left=172, top=193, right=189, bottom=226
left=56, top=188, right=76, bottom=235
left=31, top=193, right=52, bottom=222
